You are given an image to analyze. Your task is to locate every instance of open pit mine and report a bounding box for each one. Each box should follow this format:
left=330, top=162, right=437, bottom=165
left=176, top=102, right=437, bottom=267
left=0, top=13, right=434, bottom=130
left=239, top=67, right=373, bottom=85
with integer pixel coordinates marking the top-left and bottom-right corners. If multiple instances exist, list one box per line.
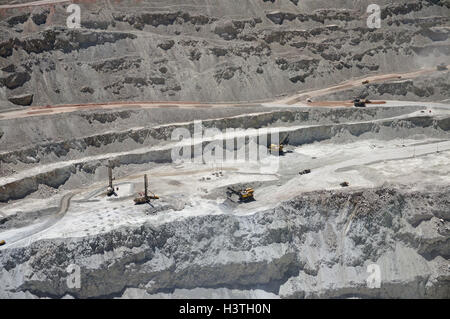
left=0, top=0, right=449, bottom=300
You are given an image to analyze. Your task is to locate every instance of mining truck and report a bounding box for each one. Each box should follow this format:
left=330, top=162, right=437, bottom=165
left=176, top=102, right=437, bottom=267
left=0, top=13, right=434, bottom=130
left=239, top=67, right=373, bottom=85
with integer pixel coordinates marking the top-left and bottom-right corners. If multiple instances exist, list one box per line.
left=269, top=133, right=289, bottom=155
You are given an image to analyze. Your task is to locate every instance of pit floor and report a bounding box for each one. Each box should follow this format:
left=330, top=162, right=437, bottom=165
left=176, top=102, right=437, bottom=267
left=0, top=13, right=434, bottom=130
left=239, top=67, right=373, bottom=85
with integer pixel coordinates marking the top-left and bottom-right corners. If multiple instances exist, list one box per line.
left=2, top=135, right=449, bottom=249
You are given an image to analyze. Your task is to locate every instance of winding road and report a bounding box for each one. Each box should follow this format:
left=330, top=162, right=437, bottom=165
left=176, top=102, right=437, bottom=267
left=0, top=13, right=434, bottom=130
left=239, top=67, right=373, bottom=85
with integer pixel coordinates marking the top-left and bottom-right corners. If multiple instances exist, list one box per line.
left=0, top=191, right=76, bottom=249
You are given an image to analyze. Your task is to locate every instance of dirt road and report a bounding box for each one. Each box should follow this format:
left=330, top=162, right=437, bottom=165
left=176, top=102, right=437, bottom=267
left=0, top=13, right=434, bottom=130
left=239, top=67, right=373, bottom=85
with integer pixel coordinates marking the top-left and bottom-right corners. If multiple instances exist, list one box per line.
left=271, top=66, right=449, bottom=105
left=0, top=0, right=70, bottom=10
left=0, top=65, right=448, bottom=120
left=0, top=191, right=76, bottom=249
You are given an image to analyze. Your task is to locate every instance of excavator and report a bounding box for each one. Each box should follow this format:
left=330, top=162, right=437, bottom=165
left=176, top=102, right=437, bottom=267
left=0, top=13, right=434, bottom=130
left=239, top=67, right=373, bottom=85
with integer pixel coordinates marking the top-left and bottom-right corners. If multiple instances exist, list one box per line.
left=269, top=133, right=289, bottom=155
left=134, top=174, right=159, bottom=205
left=227, top=187, right=255, bottom=203
left=106, top=164, right=118, bottom=197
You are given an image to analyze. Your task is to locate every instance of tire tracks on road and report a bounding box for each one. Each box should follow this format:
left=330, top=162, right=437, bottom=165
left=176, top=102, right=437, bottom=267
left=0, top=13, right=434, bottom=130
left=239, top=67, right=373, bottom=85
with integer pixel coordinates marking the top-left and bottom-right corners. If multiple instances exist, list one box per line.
left=1, top=191, right=77, bottom=249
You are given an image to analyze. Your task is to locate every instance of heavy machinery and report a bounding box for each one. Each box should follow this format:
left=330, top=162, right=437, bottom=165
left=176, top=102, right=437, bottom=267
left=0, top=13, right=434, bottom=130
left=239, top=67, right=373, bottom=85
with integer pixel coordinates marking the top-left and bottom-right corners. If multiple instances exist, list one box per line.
left=106, top=164, right=117, bottom=197
left=227, top=187, right=255, bottom=203
left=134, top=174, right=159, bottom=205
left=299, top=169, right=311, bottom=175
left=353, top=98, right=367, bottom=107
left=269, top=134, right=289, bottom=155
left=437, top=63, right=448, bottom=71
left=0, top=240, right=5, bottom=246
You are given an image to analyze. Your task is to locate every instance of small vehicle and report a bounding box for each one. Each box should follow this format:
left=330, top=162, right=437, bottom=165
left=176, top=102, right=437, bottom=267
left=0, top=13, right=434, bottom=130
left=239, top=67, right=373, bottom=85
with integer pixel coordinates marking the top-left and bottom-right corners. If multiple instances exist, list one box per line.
left=437, top=63, right=447, bottom=71
left=340, top=181, right=349, bottom=187
left=353, top=98, right=367, bottom=107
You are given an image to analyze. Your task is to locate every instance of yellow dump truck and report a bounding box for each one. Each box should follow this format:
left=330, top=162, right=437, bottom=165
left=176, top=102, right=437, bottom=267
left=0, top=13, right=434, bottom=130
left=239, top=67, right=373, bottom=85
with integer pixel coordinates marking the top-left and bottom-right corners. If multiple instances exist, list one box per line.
left=269, top=134, right=289, bottom=155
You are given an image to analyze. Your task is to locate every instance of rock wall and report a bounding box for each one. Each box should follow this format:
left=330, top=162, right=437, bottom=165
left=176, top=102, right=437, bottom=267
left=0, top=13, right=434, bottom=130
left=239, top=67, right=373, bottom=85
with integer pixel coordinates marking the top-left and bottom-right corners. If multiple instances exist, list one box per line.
left=0, top=186, right=448, bottom=298
left=0, top=0, right=449, bottom=110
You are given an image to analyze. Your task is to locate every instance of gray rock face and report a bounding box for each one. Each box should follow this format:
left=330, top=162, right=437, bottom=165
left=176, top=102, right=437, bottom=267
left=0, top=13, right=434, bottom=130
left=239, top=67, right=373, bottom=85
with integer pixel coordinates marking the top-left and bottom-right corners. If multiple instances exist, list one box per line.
left=1, top=72, right=31, bottom=90
left=0, top=186, right=448, bottom=298
left=0, top=0, right=449, bottom=109
left=30, top=8, right=49, bottom=26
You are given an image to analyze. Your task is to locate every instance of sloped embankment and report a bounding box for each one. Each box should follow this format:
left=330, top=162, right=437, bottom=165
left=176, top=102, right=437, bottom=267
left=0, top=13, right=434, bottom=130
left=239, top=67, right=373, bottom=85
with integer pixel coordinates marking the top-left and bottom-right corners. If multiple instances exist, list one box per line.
left=1, top=106, right=449, bottom=203
left=1, top=0, right=449, bottom=109
left=0, top=186, right=448, bottom=298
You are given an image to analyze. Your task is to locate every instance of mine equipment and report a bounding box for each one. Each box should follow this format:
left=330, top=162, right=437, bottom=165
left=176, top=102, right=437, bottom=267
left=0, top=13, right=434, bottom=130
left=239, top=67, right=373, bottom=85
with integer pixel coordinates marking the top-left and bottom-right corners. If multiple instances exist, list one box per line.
left=0, top=240, right=5, bottom=246
left=106, top=163, right=117, bottom=197
left=340, top=181, right=349, bottom=187
left=437, top=63, right=447, bottom=71
left=353, top=98, right=367, bottom=107
left=227, top=187, right=255, bottom=202
left=134, top=174, right=159, bottom=205
left=269, top=134, right=289, bottom=155
left=299, top=169, right=311, bottom=175
left=362, top=80, right=370, bottom=84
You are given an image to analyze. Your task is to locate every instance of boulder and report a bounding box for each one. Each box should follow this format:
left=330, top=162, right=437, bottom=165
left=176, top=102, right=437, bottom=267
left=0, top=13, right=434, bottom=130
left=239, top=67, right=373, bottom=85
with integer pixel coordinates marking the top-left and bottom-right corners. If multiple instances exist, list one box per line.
left=80, top=87, right=95, bottom=94
left=31, top=8, right=49, bottom=25
left=157, top=40, right=175, bottom=50
left=7, top=93, right=34, bottom=106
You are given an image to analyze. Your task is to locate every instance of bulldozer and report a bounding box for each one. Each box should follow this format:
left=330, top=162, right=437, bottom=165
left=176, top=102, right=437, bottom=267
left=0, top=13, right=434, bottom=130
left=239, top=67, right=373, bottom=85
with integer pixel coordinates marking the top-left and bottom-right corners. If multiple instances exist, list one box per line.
left=134, top=174, right=159, bottom=205
left=269, top=134, right=289, bottom=155
left=106, top=164, right=117, bottom=197
left=227, top=187, right=255, bottom=202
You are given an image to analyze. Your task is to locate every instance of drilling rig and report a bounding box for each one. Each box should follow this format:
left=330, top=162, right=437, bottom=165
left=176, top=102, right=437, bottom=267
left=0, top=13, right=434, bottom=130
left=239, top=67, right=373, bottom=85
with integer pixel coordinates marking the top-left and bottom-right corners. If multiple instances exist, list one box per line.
left=134, top=174, right=159, bottom=205
left=106, top=163, right=117, bottom=197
